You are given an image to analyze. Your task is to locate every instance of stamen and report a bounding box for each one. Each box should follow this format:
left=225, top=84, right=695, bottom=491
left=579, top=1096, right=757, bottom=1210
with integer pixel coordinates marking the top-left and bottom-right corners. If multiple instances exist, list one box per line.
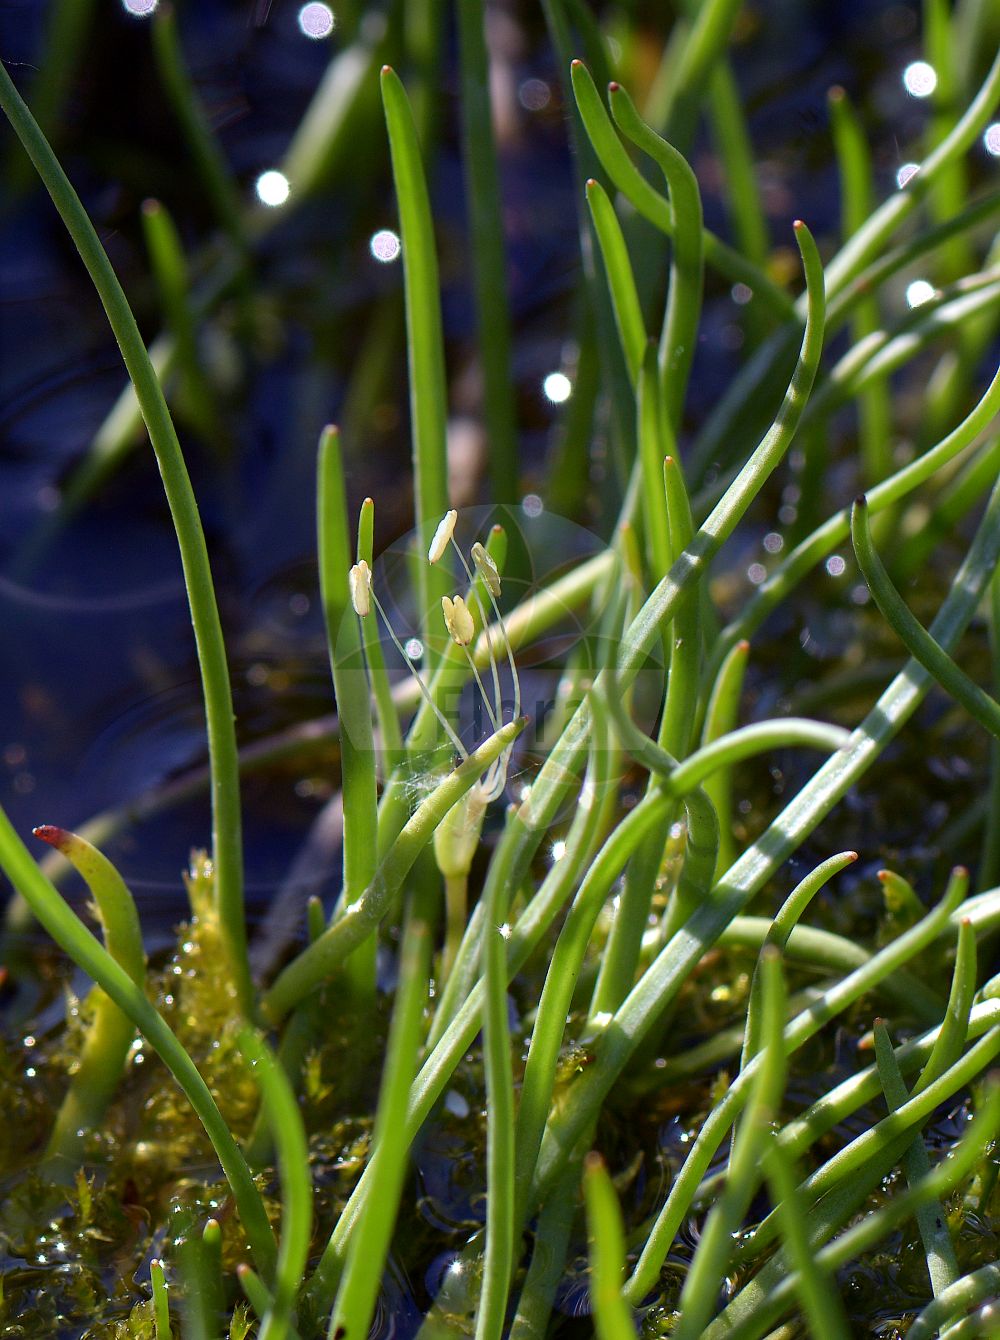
left=349, top=560, right=372, bottom=616
left=367, top=585, right=468, bottom=760
left=428, top=509, right=458, bottom=564
left=450, top=536, right=503, bottom=728
left=444, top=595, right=500, bottom=732
left=471, top=542, right=501, bottom=598
left=442, top=594, right=475, bottom=646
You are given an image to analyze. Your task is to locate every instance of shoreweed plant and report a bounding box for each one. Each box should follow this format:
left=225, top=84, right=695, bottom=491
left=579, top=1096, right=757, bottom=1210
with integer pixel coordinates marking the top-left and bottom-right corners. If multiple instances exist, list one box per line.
left=1, top=2, right=1000, bottom=1336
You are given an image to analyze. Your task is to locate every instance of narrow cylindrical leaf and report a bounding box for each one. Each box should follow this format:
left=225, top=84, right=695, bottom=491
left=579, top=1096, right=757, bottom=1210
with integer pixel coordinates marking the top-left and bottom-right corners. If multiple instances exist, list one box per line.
left=584, top=1154, right=639, bottom=1340
left=380, top=66, right=450, bottom=650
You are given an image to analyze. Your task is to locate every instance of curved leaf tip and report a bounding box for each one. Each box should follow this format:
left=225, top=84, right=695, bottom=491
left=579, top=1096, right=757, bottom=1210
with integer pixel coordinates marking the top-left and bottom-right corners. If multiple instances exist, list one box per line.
left=32, top=824, right=69, bottom=852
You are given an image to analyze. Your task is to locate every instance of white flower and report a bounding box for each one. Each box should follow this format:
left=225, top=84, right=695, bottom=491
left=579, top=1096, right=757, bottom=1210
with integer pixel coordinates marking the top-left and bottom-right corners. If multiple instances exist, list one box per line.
left=428, top=509, right=458, bottom=564
left=349, top=560, right=372, bottom=616
left=442, top=594, right=475, bottom=645
left=471, top=542, right=501, bottom=598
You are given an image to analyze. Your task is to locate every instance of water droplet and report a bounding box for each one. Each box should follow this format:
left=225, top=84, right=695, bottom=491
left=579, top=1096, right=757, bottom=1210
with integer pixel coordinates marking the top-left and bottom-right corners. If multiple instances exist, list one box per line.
left=543, top=371, right=572, bottom=403
left=522, top=493, right=544, bottom=518
left=255, top=170, right=291, bottom=207
left=369, top=229, right=401, bottom=262
left=902, top=61, right=937, bottom=97
left=731, top=282, right=753, bottom=305
left=896, top=162, right=920, bottom=189
left=298, top=2, right=335, bottom=38
left=906, top=278, right=936, bottom=308
left=405, top=637, right=423, bottom=660
left=747, top=562, right=767, bottom=586
left=825, top=554, right=846, bottom=577
left=763, top=531, right=783, bottom=554
left=122, top=0, right=158, bottom=15
left=985, top=124, right=1000, bottom=157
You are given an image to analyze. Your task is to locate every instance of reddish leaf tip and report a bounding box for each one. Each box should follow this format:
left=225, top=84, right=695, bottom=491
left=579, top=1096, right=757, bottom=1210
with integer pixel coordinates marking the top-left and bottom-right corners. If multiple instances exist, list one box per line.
left=32, top=825, right=67, bottom=851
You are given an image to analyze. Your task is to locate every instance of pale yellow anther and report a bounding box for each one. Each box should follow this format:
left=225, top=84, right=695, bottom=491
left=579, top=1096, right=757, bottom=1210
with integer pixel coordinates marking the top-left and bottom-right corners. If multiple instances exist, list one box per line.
left=471, top=542, right=501, bottom=598
left=442, top=594, right=475, bottom=646
left=428, top=509, right=458, bottom=564
left=349, top=560, right=372, bottom=617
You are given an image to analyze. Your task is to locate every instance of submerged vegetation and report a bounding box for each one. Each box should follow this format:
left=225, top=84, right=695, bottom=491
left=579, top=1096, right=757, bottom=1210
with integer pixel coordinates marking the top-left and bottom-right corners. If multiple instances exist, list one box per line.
left=1, top=0, right=1000, bottom=1335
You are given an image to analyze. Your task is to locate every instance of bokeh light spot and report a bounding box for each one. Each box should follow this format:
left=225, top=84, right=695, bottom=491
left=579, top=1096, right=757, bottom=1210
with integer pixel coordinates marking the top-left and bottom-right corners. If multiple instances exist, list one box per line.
left=902, top=61, right=937, bottom=97
left=906, top=279, right=936, bottom=308
left=543, top=371, right=572, bottom=403
left=255, top=170, right=291, bottom=207
left=298, top=2, right=335, bottom=38
left=370, top=229, right=402, bottom=262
